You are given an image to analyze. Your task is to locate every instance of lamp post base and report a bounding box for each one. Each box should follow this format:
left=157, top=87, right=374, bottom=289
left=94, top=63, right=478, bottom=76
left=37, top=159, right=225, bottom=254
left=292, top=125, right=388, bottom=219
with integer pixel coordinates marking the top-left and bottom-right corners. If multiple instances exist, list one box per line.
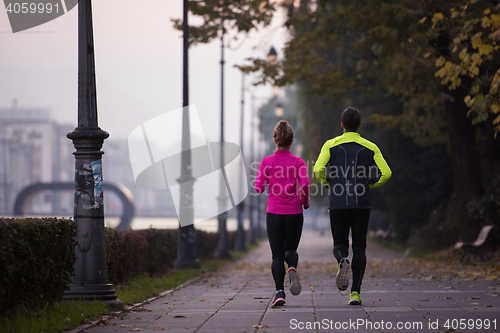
left=64, top=283, right=123, bottom=309
left=214, top=213, right=232, bottom=259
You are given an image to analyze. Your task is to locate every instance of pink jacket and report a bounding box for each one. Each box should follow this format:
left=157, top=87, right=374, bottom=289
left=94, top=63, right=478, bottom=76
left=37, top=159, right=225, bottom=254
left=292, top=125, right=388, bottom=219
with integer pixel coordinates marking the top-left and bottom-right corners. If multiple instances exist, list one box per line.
left=255, top=149, right=310, bottom=214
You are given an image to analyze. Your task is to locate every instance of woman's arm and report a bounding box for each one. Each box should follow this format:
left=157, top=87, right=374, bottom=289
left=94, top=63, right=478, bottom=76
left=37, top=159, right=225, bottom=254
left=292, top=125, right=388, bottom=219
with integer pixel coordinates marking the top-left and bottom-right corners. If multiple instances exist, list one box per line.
left=255, top=159, right=268, bottom=194
left=298, top=159, right=310, bottom=207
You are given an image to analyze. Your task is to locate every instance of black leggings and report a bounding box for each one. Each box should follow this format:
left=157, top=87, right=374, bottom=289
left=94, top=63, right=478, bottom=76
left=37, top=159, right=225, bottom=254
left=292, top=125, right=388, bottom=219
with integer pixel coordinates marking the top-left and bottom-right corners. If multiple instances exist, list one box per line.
left=330, top=209, right=370, bottom=293
left=266, top=213, right=304, bottom=291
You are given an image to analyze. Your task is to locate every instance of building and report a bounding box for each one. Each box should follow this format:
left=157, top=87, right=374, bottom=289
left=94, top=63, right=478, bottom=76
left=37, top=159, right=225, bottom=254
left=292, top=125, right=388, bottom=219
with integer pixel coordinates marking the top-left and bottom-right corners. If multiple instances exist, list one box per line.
left=0, top=102, right=74, bottom=215
left=0, top=101, right=177, bottom=218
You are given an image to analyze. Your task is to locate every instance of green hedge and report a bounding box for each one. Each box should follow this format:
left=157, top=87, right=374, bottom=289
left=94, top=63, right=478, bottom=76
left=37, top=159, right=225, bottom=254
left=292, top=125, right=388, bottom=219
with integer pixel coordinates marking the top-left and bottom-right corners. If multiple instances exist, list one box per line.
left=1, top=218, right=224, bottom=316
left=0, top=218, right=77, bottom=315
left=105, top=228, right=220, bottom=284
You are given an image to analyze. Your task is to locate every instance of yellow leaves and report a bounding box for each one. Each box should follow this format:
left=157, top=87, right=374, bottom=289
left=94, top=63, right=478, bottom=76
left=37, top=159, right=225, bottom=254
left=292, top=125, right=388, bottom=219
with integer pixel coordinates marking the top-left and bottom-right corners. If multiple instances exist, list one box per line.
left=435, top=56, right=446, bottom=67
left=450, top=8, right=460, bottom=19
left=479, top=43, right=494, bottom=55
left=471, top=32, right=483, bottom=49
left=489, top=29, right=500, bottom=41
left=491, top=14, right=500, bottom=29
left=490, top=69, right=500, bottom=94
left=459, top=48, right=470, bottom=64
left=491, top=105, right=500, bottom=115
left=423, top=52, right=431, bottom=58
left=432, top=12, right=444, bottom=23
left=482, top=15, right=493, bottom=28
left=431, top=3, right=500, bottom=136
left=418, top=16, right=427, bottom=24
left=431, top=12, right=445, bottom=29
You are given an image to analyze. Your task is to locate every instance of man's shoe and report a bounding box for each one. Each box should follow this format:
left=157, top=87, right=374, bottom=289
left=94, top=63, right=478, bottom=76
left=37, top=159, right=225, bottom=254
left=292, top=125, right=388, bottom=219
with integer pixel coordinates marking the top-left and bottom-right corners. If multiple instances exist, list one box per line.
left=348, top=291, right=362, bottom=305
left=272, top=290, right=286, bottom=306
left=288, top=267, right=302, bottom=295
left=336, top=258, right=350, bottom=291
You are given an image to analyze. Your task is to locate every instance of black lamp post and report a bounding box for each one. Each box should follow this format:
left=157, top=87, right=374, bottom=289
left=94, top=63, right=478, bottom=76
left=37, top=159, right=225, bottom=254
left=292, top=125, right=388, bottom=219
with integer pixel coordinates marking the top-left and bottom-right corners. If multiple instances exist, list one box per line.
left=64, top=0, right=122, bottom=309
left=234, top=72, right=246, bottom=251
left=214, top=24, right=232, bottom=259
left=252, top=47, right=280, bottom=240
left=248, top=92, right=257, bottom=244
left=175, top=0, right=200, bottom=269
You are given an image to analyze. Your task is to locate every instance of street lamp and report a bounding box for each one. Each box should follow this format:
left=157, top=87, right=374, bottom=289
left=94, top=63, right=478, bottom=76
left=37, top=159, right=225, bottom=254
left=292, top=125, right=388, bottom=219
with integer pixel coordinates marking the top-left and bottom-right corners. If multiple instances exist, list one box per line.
left=267, top=46, right=277, bottom=65
left=248, top=92, right=257, bottom=244
left=268, top=47, right=280, bottom=97
left=274, top=103, right=284, bottom=118
left=272, top=85, right=280, bottom=97
left=214, top=22, right=232, bottom=259
left=175, top=0, right=200, bottom=269
left=64, top=0, right=122, bottom=309
left=234, top=72, right=246, bottom=251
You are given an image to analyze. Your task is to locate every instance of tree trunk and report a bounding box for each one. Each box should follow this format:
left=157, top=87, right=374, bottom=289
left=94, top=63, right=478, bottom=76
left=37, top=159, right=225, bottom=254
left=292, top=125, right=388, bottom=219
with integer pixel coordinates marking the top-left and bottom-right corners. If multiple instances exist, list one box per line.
left=444, top=86, right=483, bottom=242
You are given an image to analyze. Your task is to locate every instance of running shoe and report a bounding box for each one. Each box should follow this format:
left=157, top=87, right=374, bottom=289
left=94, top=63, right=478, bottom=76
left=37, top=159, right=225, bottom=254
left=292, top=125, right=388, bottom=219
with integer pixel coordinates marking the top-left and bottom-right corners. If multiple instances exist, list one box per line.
left=336, top=258, right=350, bottom=291
left=348, top=291, right=362, bottom=305
left=288, top=267, right=302, bottom=295
left=272, top=290, right=286, bottom=306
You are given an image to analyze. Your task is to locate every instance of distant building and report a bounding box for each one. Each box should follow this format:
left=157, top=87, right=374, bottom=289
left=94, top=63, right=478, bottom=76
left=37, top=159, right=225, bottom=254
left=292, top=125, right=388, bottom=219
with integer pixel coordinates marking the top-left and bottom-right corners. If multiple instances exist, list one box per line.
left=0, top=101, right=177, bottom=218
left=0, top=102, right=74, bottom=215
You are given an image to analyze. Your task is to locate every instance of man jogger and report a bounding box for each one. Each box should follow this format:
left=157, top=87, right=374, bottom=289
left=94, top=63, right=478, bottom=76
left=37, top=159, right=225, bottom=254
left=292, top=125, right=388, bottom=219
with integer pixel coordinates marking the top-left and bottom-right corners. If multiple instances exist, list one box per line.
left=313, top=107, right=392, bottom=305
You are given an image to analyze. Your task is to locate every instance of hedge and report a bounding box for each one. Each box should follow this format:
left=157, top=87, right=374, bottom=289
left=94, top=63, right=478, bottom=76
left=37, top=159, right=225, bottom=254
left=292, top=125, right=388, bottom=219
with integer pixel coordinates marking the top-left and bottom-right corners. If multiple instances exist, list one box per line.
left=0, top=218, right=77, bottom=315
left=1, top=218, right=223, bottom=316
left=105, top=228, right=220, bottom=284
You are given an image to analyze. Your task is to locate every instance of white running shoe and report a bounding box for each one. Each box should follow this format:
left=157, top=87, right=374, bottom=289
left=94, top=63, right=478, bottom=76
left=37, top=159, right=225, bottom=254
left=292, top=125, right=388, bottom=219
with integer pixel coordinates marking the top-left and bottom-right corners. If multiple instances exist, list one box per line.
left=336, top=258, right=350, bottom=291
left=288, top=267, right=302, bottom=295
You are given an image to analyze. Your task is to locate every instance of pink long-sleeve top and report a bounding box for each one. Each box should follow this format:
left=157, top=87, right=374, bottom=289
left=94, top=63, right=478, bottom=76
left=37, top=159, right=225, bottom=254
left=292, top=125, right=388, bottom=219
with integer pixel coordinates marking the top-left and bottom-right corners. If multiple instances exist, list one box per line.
left=255, top=149, right=310, bottom=214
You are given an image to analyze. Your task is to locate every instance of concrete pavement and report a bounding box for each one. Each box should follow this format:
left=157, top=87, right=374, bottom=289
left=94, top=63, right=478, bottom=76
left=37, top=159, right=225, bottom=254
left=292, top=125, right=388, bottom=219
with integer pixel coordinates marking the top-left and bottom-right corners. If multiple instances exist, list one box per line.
left=76, top=228, right=500, bottom=333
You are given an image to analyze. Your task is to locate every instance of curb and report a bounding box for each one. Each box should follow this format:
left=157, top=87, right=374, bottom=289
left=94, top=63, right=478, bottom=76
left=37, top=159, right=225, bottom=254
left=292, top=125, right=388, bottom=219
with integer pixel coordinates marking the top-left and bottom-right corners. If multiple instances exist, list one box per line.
left=65, top=275, right=203, bottom=333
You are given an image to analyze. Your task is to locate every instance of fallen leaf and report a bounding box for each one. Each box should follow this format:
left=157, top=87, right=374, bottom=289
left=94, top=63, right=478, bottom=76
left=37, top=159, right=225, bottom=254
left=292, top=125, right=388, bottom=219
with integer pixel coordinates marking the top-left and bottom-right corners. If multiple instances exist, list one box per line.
left=174, top=315, right=186, bottom=318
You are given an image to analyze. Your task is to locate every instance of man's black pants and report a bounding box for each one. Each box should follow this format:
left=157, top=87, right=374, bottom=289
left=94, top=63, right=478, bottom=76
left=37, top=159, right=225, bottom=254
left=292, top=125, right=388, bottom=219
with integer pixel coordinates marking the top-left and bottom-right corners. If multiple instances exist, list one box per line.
left=266, top=212, right=303, bottom=291
left=330, top=209, right=370, bottom=293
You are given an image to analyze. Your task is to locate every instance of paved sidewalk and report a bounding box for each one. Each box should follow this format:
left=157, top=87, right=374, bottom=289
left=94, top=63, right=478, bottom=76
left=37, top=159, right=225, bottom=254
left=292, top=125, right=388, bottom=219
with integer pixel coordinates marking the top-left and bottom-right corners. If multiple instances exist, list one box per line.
left=80, top=229, right=500, bottom=333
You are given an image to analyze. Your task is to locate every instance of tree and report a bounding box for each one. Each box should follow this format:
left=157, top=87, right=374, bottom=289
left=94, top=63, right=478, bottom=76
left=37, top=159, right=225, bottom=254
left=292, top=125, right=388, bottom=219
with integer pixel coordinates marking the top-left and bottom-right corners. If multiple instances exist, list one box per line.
left=433, top=2, right=500, bottom=135
left=239, top=0, right=500, bottom=242
left=172, top=0, right=275, bottom=45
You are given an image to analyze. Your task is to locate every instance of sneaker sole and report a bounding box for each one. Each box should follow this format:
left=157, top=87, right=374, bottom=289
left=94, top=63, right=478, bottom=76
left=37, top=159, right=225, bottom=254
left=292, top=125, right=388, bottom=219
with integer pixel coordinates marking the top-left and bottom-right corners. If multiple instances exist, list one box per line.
left=336, top=259, right=349, bottom=291
left=272, top=297, right=286, bottom=306
left=288, top=270, right=302, bottom=295
left=348, top=299, right=361, bottom=305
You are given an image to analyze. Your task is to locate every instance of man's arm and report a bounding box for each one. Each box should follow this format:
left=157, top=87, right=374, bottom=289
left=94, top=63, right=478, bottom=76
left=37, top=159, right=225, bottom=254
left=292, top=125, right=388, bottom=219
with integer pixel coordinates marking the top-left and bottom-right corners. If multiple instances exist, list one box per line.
left=369, top=147, right=392, bottom=188
left=313, top=141, right=331, bottom=186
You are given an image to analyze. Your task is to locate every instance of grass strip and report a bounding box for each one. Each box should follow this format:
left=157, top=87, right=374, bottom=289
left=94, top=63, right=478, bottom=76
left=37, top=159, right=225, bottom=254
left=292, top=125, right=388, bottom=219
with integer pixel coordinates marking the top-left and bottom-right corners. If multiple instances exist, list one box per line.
left=0, top=301, right=109, bottom=333
left=116, top=269, right=199, bottom=305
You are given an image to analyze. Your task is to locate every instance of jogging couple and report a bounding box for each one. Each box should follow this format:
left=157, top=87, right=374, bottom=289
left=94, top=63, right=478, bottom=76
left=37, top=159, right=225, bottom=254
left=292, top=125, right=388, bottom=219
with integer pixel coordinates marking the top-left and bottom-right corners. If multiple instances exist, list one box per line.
left=255, top=107, right=392, bottom=306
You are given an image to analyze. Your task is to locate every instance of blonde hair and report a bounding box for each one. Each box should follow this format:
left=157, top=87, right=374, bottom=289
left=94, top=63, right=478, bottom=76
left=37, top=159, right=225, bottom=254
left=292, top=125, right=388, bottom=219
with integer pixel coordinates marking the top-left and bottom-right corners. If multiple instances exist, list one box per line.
left=273, top=120, right=294, bottom=149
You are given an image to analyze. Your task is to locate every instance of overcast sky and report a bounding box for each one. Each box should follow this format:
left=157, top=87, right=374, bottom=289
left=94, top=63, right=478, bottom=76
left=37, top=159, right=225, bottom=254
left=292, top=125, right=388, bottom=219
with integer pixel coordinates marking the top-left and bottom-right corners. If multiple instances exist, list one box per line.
left=0, top=1, right=288, bottom=147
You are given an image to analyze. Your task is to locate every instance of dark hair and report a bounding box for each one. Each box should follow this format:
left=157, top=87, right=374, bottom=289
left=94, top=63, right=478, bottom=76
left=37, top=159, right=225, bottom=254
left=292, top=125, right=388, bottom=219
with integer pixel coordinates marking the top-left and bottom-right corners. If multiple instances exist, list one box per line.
left=273, top=120, right=294, bottom=149
left=341, top=107, right=362, bottom=132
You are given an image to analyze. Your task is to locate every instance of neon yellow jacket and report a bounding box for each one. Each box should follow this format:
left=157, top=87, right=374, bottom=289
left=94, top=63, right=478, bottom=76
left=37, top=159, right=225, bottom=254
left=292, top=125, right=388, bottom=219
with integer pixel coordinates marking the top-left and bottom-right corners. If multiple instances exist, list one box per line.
left=313, top=132, right=392, bottom=209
